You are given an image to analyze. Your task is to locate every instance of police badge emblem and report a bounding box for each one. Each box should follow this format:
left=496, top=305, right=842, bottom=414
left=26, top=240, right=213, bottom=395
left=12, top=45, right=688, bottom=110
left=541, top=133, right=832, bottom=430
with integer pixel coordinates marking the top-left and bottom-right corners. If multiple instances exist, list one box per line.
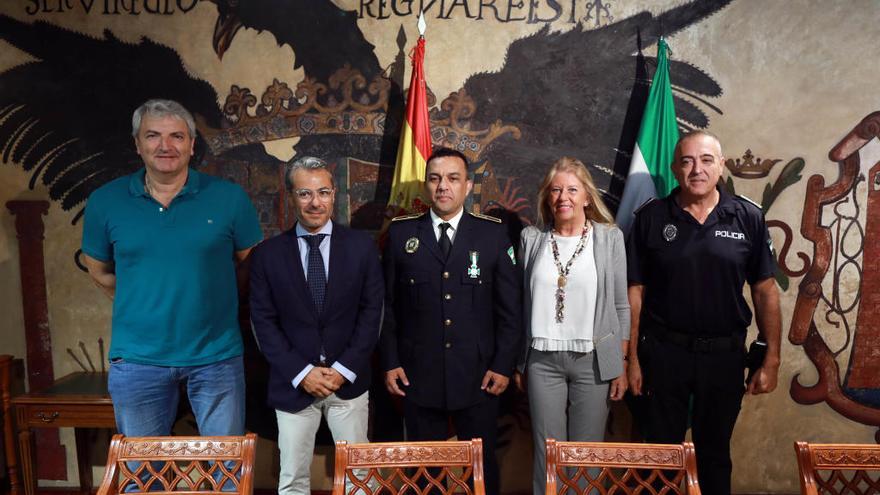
left=467, top=251, right=481, bottom=278
left=405, top=237, right=419, bottom=253
left=662, top=224, right=677, bottom=242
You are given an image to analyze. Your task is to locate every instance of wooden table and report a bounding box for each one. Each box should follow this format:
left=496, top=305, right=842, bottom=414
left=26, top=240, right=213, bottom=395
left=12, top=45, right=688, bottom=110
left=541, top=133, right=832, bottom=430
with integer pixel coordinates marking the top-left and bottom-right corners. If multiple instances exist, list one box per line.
left=12, top=372, right=114, bottom=495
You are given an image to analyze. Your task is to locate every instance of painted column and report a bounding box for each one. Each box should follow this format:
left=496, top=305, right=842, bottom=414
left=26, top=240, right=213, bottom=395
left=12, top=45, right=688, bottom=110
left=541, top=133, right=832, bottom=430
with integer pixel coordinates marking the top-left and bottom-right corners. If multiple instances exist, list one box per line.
left=5, top=200, right=67, bottom=481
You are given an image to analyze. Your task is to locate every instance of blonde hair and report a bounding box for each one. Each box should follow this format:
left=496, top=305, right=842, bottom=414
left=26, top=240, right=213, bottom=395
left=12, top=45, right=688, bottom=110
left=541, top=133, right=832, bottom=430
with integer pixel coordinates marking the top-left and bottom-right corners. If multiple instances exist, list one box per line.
left=536, top=157, right=615, bottom=227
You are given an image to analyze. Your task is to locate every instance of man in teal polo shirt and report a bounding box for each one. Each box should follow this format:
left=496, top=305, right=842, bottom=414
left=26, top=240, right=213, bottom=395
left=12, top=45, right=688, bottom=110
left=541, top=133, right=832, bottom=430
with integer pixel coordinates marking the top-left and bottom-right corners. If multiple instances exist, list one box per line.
left=81, top=99, right=263, bottom=437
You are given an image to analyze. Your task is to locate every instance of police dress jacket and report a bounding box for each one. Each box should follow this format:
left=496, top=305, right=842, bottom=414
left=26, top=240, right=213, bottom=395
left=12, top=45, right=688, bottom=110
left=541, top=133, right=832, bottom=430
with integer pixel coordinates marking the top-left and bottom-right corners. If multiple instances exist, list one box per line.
left=380, top=212, right=523, bottom=410
left=517, top=223, right=630, bottom=380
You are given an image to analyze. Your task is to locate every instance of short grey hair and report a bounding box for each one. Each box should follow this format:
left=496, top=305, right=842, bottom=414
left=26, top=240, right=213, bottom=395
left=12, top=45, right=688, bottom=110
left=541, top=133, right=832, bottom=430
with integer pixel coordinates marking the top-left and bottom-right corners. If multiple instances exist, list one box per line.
left=285, top=156, right=335, bottom=190
left=131, top=99, right=197, bottom=138
left=673, top=129, right=723, bottom=163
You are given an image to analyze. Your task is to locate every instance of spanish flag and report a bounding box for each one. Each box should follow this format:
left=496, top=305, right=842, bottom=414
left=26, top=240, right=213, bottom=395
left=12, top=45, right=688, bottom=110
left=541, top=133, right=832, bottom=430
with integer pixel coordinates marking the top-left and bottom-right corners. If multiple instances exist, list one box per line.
left=387, top=34, right=432, bottom=217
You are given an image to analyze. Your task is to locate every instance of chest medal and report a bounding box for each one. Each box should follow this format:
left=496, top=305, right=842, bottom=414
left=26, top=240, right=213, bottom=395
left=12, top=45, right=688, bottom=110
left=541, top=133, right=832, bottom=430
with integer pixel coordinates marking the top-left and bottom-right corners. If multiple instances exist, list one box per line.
left=662, top=223, right=678, bottom=242
left=405, top=237, right=419, bottom=253
left=467, top=251, right=481, bottom=278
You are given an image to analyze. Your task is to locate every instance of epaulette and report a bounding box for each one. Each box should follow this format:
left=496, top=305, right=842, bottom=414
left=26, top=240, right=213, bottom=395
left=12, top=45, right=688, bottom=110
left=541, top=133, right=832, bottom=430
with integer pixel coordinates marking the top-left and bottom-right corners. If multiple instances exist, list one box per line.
left=735, top=194, right=763, bottom=211
left=468, top=211, right=502, bottom=223
left=633, top=197, right=655, bottom=215
left=391, top=212, right=425, bottom=222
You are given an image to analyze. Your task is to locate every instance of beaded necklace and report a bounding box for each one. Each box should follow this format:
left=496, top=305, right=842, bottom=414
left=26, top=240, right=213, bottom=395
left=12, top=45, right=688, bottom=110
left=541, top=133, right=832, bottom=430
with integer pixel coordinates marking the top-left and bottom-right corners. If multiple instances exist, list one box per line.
left=549, top=222, right=591, bottom=323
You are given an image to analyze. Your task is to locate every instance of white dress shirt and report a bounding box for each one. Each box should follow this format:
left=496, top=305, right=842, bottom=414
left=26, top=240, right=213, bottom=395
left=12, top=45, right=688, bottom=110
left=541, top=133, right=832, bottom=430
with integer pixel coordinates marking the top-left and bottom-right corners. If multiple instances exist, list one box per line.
left=429, top=207, right=464, bottom=243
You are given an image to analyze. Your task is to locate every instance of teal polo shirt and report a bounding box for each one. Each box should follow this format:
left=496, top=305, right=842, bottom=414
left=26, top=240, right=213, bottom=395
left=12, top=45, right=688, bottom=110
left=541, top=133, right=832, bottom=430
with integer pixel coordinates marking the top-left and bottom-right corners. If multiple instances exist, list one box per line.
left=82, top=168, right=263, bottom=367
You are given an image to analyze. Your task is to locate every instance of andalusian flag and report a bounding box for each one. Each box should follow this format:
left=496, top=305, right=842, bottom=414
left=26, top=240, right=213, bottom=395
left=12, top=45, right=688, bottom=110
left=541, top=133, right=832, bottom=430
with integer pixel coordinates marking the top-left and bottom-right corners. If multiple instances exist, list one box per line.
left=387, top=16, right=432, bottom=217
left=615, top=38, right=679, bottom=235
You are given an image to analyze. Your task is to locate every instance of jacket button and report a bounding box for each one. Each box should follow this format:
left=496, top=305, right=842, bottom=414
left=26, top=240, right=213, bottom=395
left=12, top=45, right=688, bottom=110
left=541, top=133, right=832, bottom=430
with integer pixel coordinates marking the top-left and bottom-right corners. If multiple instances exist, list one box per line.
left=444, top=293, right=452, bottom=300
left=444, top=319, right=452, bottom=326
left=443, top=271, right=449, bottom=279
left=445, top=342, right=452, bottom=349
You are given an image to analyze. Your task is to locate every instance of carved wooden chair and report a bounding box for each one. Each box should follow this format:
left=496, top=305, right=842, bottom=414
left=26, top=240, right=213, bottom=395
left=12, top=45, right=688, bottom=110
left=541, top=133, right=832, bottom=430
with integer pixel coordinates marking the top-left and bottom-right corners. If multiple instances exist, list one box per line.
left=333, top=439, right=485, bottom=495
left=545, top=439, right=701, bottom=495
left=96, top=433, right=256, bottom=495
left=795, top=441, right=880, bottom=495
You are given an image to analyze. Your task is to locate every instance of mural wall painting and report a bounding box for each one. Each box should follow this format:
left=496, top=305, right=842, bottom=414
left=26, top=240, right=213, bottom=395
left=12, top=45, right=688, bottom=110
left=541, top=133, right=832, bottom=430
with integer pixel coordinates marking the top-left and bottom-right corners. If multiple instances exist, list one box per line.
left=6, top=0, right=880, bottom=491
left=789, top=112, right=880, bottom=442
left=0, top=1, right=729, bottom=236
left=725, top=152, right=807, bottom=291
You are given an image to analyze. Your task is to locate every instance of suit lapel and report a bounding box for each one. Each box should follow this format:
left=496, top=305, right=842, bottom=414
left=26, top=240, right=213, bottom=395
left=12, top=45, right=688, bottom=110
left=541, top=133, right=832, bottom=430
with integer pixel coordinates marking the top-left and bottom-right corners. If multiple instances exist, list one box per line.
left=592, top=225, right=607, bottom=295
left=324, top=222, right=345, bottom=315
left=447, top=212, right=473, bottom=267
left=417, top=214, right=446, bottom=263
left=284, top=228, right=318, bottom=319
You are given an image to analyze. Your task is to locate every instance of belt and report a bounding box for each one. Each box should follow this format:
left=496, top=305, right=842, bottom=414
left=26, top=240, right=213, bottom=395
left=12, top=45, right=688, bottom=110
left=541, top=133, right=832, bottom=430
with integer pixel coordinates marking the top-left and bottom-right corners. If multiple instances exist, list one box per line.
left=649, top=329, right=744, bottom=353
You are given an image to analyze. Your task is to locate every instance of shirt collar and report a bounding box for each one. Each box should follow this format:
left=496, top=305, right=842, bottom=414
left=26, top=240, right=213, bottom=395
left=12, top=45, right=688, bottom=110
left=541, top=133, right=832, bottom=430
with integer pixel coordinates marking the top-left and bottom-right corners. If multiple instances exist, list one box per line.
left=296, top=220, right=333, bottom=238
left=668, top=184, right=734, bottom=222
left=129, top=167, right=201, bottom=197
left=430, top=207, right=464, bottom=232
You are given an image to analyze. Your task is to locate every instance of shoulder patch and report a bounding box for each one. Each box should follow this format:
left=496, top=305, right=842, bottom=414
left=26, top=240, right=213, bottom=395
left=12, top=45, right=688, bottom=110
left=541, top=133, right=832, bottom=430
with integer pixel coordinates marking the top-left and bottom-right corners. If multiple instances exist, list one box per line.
left=391, top=212, right=425, bottom=222
left=633, top=197, right=655, bottom=215
left=735, top=194, right=763, bottom=210
left=468, top=211, right=502, bottom=223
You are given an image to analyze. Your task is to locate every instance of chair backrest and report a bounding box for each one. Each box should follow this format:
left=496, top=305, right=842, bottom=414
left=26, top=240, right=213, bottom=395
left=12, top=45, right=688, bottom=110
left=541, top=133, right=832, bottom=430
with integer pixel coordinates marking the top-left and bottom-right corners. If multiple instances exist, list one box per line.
left=96, top=433, right=256, bottom=495
left=545, top=439, right=701, bottom=495
left=333, top=439, right=485, bottom=495
left=795, top=441, right=880, bottom=495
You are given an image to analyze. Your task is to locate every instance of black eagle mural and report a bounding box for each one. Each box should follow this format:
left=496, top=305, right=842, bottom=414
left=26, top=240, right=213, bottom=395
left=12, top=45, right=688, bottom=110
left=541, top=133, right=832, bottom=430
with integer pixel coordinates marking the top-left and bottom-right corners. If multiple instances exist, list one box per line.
left=0, top=14, right=228, bottom=221
left=462, top=0, right=728, bottom=207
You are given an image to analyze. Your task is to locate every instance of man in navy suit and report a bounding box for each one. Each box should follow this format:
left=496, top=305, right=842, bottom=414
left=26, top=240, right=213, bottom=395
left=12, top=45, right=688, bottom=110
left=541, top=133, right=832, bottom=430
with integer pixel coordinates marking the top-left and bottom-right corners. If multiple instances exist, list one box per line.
left=381, top=147, right=522, bottom=495
left=250, top=156, right=383, bottom=495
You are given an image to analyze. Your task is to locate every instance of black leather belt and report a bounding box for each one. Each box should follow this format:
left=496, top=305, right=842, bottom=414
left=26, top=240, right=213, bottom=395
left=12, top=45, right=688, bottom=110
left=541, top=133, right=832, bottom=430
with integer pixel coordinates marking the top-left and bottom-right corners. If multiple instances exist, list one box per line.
left=649, top=329, right=744, bottom=353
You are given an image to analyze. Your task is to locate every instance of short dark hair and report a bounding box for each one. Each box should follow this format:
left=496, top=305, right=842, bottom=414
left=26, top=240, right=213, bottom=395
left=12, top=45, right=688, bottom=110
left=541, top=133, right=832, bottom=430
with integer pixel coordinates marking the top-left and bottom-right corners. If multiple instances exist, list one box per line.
left=427, top=147, right=469, bottom=170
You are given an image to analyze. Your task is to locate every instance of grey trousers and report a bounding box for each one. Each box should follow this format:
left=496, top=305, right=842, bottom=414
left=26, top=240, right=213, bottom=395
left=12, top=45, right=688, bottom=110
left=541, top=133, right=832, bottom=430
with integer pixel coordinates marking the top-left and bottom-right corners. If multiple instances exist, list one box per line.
left=276, top=392, right=369, bottom=495
left=527, top=349, right=610, bottom=495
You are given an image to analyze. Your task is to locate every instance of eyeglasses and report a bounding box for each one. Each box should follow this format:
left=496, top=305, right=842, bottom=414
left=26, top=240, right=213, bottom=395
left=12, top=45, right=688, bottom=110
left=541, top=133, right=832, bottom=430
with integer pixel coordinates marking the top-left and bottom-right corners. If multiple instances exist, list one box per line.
left=293, top=188, right=334, bottom=202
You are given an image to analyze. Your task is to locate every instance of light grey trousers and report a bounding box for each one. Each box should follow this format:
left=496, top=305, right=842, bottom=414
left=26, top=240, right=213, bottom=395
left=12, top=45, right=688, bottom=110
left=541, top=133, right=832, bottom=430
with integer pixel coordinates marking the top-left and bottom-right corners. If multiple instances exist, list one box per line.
left=527, top=349, right=610, bottom=495
left=276, top=392, right=369, bottom=495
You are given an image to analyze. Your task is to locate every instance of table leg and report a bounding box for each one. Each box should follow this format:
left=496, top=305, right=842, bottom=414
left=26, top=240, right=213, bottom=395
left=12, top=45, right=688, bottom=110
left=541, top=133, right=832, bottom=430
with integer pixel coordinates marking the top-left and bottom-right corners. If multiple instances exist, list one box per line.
left=74, top=428, right=92, bottom=495
left=15, top=408, right=35, bottom=495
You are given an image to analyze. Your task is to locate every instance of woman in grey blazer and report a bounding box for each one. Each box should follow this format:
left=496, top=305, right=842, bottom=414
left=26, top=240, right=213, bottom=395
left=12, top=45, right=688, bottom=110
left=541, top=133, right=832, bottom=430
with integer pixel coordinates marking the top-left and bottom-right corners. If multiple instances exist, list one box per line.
left=514, top=157, right=630, bottom=495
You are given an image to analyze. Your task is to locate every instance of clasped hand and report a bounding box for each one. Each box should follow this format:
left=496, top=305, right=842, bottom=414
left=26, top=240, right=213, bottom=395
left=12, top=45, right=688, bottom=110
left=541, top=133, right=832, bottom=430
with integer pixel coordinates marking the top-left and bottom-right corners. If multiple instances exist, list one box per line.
left=301, top=367, right=346, bottom=398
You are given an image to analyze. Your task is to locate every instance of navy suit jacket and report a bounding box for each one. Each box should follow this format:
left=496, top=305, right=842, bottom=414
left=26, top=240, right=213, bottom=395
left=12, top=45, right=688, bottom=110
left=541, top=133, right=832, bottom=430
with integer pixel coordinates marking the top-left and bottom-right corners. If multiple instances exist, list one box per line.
left=249, top=221, right=383, bottom=414
left=380, top=212, right=522, bottom=410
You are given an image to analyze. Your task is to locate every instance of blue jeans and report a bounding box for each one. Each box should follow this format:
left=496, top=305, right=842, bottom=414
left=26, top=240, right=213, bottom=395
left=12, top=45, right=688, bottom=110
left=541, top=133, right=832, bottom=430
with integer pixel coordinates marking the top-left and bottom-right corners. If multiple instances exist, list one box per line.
left=108, top=355, right=246, bottom=436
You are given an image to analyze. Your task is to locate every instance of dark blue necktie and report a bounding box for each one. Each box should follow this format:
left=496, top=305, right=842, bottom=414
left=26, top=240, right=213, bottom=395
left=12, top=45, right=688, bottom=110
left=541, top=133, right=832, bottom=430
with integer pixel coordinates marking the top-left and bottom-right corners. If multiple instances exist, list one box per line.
left=305, top=234, right=327, bottom=313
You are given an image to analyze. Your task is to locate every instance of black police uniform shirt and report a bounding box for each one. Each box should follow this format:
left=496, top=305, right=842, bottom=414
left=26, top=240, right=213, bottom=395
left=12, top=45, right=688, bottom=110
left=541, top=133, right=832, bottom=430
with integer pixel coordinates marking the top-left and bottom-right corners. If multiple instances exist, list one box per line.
left=626, top=186, right=775, bottom=336
left=379, top=211, right=522, bottom=411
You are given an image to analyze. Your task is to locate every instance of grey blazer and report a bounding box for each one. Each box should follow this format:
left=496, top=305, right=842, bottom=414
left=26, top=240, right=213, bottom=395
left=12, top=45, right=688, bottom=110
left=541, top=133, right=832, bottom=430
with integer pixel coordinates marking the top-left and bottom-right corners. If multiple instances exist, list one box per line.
left=517, top=223, right=631, bottom=381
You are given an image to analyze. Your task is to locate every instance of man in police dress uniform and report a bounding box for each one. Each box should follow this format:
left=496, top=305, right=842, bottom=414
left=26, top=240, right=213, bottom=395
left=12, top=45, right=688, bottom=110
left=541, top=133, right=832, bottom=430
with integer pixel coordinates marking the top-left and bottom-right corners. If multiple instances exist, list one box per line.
left=626, top=131, right=781, bottom=495
left=381, top=147, right=522, bottom=495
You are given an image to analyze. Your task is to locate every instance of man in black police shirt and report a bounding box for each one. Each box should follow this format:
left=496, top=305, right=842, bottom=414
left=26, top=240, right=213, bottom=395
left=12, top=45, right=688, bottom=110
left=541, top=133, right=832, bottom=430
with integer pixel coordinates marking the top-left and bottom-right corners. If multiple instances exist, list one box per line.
left=381, top=147, right=521, bottom=495
left=626, top=131, right=781, bottom=495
